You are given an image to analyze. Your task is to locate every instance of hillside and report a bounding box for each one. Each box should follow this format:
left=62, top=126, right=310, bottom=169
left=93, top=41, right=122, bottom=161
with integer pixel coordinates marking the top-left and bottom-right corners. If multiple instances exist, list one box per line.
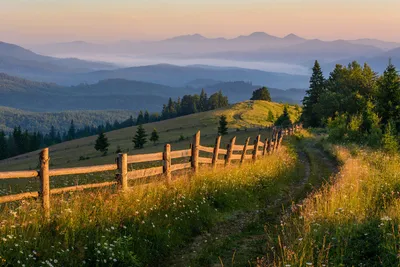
left=0, top=73, right=169, bottom=112
left=0, top=73, right=305, bottom=113
left=0, top=41, right=115, bottom=83
left=0, top=106, right=136, bottom=133
left=0, top=100, right=301, bottom=171
left=199, top=81, right=306, bottom=104
left=75, top=64, right=309, bottom=88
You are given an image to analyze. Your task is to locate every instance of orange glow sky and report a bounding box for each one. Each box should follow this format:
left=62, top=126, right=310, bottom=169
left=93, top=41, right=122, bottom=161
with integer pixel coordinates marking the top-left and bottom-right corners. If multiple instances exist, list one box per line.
left=1, top=0, right=400, bottom=44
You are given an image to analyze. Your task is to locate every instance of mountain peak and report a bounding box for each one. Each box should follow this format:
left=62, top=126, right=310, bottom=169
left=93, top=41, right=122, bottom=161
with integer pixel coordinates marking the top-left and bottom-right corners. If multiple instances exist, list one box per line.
left=284, top=33, right=304, bottom=41
left=165, top=34, right=207, bottom=42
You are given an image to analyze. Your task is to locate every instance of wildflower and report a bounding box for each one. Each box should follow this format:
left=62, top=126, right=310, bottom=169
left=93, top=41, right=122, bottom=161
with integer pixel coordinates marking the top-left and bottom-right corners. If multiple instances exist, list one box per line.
left=381, top=216, right=392, bottom=221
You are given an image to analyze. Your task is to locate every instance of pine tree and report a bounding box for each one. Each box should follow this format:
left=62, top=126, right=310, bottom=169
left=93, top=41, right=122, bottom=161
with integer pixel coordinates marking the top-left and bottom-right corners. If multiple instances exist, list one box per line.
left=144, top=110, right=150, bottom=123
left=302, top=60, right=325, bottom=127
left=149, top=128, right=159, bottom=145
left=218, top=115, right=228, bottom=135
left=0, top=131, right=8, bottom=160
left=167, top=98, right=177, bottom=118
left=67, top=120, right=76, bottom=140
left=251, top=87, right=271, bottom=101
left=199, top=89, right=208, bottom=112
left=267, top=110, right=275, bottom=122
left=132, top=125, right=147, bottom=149
left=275, top=105, right=292, bottom=127
left=95, top=132, right=109, bottom=155
left=136, top=111, right=144, bottom=125
left=377, top=61, right=400, bottom=128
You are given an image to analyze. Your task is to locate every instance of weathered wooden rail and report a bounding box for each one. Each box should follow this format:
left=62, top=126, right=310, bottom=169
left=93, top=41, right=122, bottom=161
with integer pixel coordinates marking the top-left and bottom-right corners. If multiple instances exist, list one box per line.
left=0, top=124, right=302, bottom=218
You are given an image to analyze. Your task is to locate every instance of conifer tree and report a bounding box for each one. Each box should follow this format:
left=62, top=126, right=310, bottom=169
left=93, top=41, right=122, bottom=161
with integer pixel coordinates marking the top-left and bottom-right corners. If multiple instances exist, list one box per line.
left=377, top=61, right=400, bottom=128
left=136, top=111, right=144, bottom=125
left=302, top=60, right=325, bottom=127
left=67, top=120, right=76, bottom=140
left=0, top=131, right=8, bottom=160
left=132, top=125, right=147, bottom=149
left=95, top=132, right=109, bottom=155
left=275, top=105, right=292, bottom=127
left=199, top=89, right=208, bottom=112
left=218, top=115, right=228, bottom=135
left=144, top=110, right=150, bottom=123
left=267, top=110, right=275, bottom=122
left=149, top=128, right=159, bottom=145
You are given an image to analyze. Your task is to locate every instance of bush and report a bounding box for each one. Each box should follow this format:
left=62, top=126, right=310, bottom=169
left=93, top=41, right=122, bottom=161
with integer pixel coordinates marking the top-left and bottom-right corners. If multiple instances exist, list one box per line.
left=382, top=122, right=399, bottom=154
left=327, top=113, right=347, bottom=142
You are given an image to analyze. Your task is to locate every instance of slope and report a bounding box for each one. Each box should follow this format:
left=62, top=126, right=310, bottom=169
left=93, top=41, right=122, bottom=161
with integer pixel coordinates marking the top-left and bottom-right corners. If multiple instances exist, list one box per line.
left=0, top=100, right=301, bottom=171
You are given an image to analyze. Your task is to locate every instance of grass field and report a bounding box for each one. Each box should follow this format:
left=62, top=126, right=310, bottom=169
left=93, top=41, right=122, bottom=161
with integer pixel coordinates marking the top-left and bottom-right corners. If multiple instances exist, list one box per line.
left=0, top=143, right=302, bottom=266
left=264, top=131, right=400, bottom=266
left=0, top=100, right=300, bottom=172
left=0, top=100, right=304, bottom=266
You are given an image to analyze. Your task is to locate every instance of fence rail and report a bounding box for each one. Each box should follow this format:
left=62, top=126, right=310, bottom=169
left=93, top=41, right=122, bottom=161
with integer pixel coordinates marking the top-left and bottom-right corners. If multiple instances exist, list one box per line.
left=0, top=124, right=302, bottom=218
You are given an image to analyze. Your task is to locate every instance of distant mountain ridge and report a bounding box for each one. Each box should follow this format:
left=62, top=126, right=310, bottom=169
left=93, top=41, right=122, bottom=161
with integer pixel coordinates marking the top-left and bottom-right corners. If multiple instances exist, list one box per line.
left=0, top=73, right=306, bottom=113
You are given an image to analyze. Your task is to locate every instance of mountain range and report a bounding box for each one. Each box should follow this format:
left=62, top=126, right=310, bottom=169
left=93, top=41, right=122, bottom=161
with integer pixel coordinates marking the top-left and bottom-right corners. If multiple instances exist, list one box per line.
left=28, top=32, right=400, bottom=70
left=0, top=73, right=306, bottom=113
left=0, top=40, right=310, bottom=87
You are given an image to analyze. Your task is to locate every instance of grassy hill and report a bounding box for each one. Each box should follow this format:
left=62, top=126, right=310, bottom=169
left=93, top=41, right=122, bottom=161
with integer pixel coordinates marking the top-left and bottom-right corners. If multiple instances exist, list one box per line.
left=0, top=100, right=301, bottom=171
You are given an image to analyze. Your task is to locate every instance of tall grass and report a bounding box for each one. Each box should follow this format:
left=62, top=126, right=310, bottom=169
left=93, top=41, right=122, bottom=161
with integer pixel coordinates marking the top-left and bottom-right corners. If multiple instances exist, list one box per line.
left=266, top=140, right=400, bottom=266
left=0, top=147, right=299, bottom=266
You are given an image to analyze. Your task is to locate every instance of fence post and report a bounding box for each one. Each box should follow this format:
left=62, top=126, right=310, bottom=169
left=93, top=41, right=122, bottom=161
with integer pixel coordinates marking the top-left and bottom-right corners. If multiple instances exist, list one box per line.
left=212, top=135, right=221, bottom=169
left=225, top=136, right=236, bottom=166
left=262, top=138, right=268, bottom=156
left=267, top=139, right=272, bottom=154
left=163, top=144, right=172, bottom=186
left=191, top=131, right=200, bottom=173
left=277, top=130, right=284, bottom=151
left=117, top=153, right=128, bottom=191
left=273, top=130, right=279, bottom=152
left=39, top=148, right=50, bottom=220
left=252, top=135, right=261, bottom=162
left=240, top=137, right=250, bottom=164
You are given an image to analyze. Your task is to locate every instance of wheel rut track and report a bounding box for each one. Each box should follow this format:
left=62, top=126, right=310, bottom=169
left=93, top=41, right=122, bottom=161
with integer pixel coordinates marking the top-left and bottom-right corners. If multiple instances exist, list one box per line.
left=167, top=142, right=337, bottom=267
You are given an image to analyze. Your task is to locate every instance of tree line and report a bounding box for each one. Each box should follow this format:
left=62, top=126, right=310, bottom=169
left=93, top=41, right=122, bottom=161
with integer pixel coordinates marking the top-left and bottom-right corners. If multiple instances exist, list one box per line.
left=0, top=89, right=229, bottom=160
left=302, top=60, right=400, bottom=152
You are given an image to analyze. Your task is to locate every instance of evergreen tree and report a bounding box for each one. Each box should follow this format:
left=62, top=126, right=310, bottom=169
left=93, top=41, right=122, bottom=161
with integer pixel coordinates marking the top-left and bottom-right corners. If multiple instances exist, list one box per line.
left=377, top=61, right=400, bottom=129
left=267, top=110, right=275, bottom=122
left=136, top=111, right=145, bottom=125
left=209, top=90, right=229, bottom=110
left=49, top=125, right=56, bottom=143
left=67, top=120, right=76, bottom=140
left=251, top=87, right=271, bottom=101
left=275, top=105, right=292, bottom=127
left=199, top=89, right=208, bottom=112
left=144, top=111, right=150, bottom=123
left=95, top=132, right=110, bottom=155
left=132, top=125, right=147, bottom=149
left=167, top=98, right=177, bottom=118
left=0, top=131, right=8, bottom=160
left=302, top=60, right=325, bottom=127
left=176, top=97, right=182, bottom=115
left=218, top=115, right=228, bottom=135
left=149, top=128, right=159, bottom=145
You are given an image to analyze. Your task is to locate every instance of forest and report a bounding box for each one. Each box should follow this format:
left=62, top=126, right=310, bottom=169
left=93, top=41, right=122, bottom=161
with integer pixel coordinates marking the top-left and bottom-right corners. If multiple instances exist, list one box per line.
left=0, top=90, right=229, bottom=160
left=302, top=60, right=400, bottom=152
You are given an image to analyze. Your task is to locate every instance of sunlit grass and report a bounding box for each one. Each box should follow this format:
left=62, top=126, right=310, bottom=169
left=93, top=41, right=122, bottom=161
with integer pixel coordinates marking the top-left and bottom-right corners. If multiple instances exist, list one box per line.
left=266, top=134, right=400, bottom=266
left=0, top=146, right=299, bottom=266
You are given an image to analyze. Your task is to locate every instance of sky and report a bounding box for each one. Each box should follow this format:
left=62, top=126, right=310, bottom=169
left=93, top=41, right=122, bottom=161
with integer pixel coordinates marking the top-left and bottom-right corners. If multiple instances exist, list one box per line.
left=1, top=0, right=400, bottom=45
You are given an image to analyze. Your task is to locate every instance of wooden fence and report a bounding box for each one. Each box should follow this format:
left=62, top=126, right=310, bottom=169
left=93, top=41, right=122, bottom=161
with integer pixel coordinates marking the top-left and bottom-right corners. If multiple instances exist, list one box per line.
left=0, top=124, right=302, bottom=218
